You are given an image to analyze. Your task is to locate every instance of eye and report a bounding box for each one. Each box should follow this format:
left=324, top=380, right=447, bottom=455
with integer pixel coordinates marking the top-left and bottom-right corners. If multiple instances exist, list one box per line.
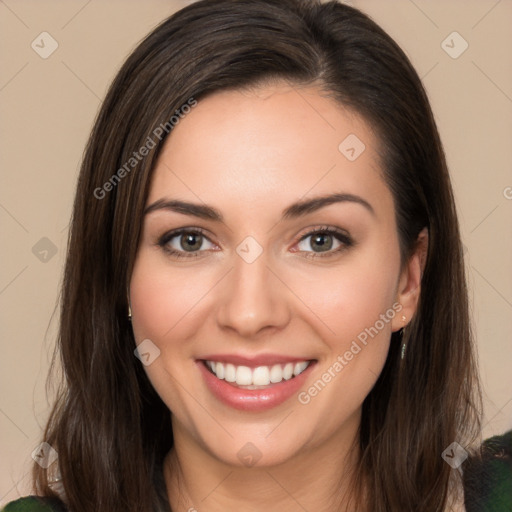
left=157, top=226, right=353, bottom=260
left=295, top=226, right=353, bottom=258
left=158, top=228, right=216, bottom=259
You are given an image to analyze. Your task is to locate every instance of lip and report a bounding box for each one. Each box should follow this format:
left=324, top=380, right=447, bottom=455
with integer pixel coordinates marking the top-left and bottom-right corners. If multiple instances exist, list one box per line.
left=199, top=353, right=312, bottom=367
left=196, top=358, right=317, bottom=412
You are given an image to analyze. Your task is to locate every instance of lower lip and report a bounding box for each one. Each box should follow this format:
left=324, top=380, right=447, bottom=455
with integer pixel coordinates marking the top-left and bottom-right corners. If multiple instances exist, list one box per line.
left=197, top=360, right=316, bottom=412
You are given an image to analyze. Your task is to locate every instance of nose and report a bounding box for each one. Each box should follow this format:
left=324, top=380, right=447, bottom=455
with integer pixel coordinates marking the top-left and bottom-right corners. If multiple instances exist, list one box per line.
left=215, top=249, right=291, bottom=339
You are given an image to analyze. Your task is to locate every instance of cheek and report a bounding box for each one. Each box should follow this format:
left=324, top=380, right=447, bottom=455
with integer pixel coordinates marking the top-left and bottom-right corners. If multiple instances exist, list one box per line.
left=291, top=259, right=400, bottom=434
left=130, top=252, right=213, bottom=344
left=129, top=252, right=213, bottom=420
left=288, top=246, right=400, bottom=346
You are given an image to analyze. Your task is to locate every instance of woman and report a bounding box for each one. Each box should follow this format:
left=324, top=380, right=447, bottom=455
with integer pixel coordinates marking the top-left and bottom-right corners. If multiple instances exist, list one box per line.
left=3, top=0, right=493, bottom=510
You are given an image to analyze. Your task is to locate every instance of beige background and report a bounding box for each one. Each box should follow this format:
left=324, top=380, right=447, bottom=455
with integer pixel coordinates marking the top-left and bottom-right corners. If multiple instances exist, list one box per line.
left=1, top=0, right=511, bottom=504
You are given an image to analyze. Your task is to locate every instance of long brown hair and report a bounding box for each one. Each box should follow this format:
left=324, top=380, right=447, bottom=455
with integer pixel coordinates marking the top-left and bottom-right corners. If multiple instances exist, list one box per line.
left=34, top=1, right=482, bottom=510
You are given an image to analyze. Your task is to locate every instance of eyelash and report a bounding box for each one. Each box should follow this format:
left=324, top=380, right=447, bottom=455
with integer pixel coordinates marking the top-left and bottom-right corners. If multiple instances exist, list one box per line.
left=157, top=226, right=354, bottom=260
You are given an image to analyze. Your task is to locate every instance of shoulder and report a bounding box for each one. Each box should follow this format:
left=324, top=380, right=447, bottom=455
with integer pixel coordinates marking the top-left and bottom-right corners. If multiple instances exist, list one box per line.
left=463, top=430, right=512, bottom=511
left=1, top=496, right=67, bottom=512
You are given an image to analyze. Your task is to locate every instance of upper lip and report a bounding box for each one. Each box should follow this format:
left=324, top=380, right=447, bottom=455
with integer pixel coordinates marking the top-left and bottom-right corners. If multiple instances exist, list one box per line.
left=198, top=353, right=315, bottom=367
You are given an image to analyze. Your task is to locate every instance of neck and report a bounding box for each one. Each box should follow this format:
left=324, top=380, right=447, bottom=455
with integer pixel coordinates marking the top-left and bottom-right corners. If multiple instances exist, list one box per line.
left=164, top=410, right=363, bottom=512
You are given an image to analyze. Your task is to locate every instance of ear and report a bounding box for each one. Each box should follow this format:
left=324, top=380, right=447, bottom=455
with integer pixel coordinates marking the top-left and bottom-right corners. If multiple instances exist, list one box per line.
left=391, top=227, right=429, bottom=332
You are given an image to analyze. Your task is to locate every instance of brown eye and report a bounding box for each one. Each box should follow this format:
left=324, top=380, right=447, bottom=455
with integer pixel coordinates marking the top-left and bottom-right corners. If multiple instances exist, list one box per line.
left=158, top=228, right=215, bottom=258
left=296, top=227, right=353, bottom=258
left=179, top=232, right=204, bottom=252
left=308, top=233, right=334, bottom=252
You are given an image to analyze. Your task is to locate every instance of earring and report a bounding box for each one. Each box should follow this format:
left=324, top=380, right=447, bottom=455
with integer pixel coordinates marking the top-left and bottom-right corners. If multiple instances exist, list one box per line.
left=128, top=302, right=132, bottom=321
left=400, top=314, right=407, bottom=360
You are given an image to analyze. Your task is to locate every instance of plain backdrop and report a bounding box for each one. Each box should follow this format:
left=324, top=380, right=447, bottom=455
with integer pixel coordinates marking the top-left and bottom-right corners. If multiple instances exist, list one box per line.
left=1, top=0, right=511, bottom=504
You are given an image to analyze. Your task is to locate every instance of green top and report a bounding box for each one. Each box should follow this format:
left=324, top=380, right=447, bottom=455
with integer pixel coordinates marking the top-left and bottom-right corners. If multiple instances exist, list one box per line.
left=1, top=497, right=66, bottom=512
left=3, top=431, right=511, bottom=511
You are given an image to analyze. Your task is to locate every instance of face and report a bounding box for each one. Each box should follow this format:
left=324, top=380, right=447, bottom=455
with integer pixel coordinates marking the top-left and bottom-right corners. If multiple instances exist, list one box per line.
left=130, top=81, right=418, bottom=468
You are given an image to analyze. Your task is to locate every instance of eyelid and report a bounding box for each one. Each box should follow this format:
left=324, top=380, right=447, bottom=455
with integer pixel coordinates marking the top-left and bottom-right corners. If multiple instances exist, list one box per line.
left=296, top=224, right=350, bottom=241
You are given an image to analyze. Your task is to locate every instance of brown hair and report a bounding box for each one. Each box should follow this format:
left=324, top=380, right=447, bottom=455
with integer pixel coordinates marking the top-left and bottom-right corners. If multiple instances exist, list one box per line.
left=34, top=0, right=482, bottom=510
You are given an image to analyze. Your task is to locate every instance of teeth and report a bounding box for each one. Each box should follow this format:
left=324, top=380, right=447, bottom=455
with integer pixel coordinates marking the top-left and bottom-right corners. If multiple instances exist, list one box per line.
left=294, top=361, right=308, bottom=375
left=205, top=359, right=311, bottom=386
left=253, top=366, right=270, bottom=386
left=225, top=363, right=236, bottom=382
left=235, top=366, right=252, bottom=385
left=283, top=362, right=294, bottom=380
left=269, top=364, right=283, bottom=383
left=215, top=361, right=225, bottom=380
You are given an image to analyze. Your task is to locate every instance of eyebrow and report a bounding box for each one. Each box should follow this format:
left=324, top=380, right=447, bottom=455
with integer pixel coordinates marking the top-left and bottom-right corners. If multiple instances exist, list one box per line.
left=144, top=192, right=375, bottom=221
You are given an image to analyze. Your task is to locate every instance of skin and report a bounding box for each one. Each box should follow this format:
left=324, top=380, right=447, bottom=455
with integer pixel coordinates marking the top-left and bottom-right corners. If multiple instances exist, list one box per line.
left=130, top=81, right=427, bottom=512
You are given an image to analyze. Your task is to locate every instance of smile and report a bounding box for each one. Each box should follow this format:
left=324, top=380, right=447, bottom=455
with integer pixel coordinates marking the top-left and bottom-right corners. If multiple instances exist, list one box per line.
left=204, top=360, right=312, bottom=388
left=197, top=356, right=317, bottom=411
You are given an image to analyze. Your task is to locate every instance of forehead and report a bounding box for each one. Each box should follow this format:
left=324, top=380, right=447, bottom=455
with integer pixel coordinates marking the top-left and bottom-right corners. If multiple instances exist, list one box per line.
left=147, top=82, right=392, bottom=220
